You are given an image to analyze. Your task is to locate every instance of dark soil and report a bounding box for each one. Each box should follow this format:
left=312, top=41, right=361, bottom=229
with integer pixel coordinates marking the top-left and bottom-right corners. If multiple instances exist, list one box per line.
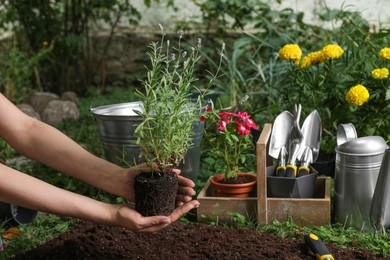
left=219, top=175, right=254, bottom=184
left=14, top=220, right=387, bottom=259
left=134, top=171, right=178, bottom=216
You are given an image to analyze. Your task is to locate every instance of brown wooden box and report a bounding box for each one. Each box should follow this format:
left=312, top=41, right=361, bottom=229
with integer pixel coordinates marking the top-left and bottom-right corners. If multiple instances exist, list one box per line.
left=197, top=179, right=258, bottom=223
left=197, top=123, right=331, bottom=226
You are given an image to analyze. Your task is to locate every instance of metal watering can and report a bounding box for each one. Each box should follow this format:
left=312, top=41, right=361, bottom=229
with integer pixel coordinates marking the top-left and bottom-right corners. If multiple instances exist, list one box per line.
left=333, top=124, right=390, bottom=231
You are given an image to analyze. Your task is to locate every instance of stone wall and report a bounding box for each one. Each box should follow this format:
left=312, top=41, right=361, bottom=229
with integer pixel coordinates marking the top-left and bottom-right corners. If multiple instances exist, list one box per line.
left=90, top=29, right=160, bottom=82
left=90, top=0, right=390, bottom=81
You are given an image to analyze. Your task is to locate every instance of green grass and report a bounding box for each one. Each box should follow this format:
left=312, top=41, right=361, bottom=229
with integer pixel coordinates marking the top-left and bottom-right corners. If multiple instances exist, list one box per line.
left=0, top=214, right=73, bottom=259
left=257, top=219, right=390, bottom=257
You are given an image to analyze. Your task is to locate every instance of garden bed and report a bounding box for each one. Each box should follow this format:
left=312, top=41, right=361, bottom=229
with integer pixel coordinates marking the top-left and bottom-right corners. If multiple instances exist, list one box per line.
left=14, top=220, right=385, bottom=259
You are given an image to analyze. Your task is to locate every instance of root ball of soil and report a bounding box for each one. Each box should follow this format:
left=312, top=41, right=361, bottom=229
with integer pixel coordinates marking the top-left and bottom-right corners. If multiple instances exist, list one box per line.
left=134, top=171, right=178, bottom=216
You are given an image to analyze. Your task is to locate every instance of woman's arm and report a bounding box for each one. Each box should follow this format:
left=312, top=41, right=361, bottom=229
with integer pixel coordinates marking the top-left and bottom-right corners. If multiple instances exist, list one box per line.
left=0, top=93, right=199, bottom=232
left=0, top=163, right=199, bottom=232
left=0, top=94, right=136, bottom=200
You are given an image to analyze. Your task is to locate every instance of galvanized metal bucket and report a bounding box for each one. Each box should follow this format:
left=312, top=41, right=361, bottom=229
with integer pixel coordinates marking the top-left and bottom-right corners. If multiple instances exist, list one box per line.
left=334, top=135, right=388, bottom=230
left=91, top=101, right=204, bottom=182
left=0, top=202, right=37, bottom=225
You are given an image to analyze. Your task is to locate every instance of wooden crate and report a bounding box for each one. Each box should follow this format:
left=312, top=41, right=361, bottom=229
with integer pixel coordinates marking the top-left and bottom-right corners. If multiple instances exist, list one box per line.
left=197, top=180, right=257, bottom=223
left=197, top=123, right=331, bottom=226
left=257, top=123, right=331, bottom=226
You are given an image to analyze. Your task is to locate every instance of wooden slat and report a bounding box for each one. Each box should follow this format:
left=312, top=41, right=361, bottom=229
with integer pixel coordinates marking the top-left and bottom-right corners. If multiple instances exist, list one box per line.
left=197, top=179, right=257, bottom=223
left=256, top=123, right=272, bottom=225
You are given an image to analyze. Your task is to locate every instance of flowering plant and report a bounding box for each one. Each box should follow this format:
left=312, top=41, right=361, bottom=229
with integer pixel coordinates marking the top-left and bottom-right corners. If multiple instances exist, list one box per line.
left=205, top=110, right=258, bottom=180
left=277, top=28, right=390, bottom=150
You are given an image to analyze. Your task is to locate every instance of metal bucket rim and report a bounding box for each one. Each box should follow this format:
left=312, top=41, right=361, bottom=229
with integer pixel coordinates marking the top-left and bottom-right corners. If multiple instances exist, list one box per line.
left=90, top=101, right=143, bottom=117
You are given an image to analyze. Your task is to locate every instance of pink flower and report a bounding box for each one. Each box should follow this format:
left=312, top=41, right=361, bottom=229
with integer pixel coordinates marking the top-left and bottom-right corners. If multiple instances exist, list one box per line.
left=245, top=117, right=257, bottom=130
left=219, top=111, right=232, bottom=120
left=236, top=112, right=257, bottom=130
left=237, top=112, right=249, bottom=119
left=200, top=107, right=213, bottom=122
left=217, top=120, right=227, bottom=131
left=236, top=122, right=250, bottom=136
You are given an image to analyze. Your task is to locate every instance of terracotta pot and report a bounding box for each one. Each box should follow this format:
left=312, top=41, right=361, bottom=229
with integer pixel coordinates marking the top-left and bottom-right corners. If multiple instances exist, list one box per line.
left=210, top=172, right=257, bottom=198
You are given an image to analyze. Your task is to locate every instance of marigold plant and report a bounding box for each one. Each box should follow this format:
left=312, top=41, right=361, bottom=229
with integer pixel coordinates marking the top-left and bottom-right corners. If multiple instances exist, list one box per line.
left=277, top=33, right=390, bottom=150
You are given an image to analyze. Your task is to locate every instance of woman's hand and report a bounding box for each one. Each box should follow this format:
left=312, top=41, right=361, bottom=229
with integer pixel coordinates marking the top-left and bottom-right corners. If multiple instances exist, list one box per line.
left=175, top=171, right=196, bottom=207
left=114, top=200, right=199, bottom=232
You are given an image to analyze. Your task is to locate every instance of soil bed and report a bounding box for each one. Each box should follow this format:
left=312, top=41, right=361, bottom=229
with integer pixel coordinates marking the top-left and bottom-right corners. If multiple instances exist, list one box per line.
left=15, top=220, right=386, bottom=259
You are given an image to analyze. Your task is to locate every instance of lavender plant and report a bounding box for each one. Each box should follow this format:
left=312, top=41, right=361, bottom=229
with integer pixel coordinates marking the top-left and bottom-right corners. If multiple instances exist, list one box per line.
left=135, top=25, right=222, bottom=174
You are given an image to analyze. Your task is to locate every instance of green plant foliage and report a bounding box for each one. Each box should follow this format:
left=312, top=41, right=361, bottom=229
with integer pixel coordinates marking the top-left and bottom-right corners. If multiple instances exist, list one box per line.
left=258, top=219, right=390, bottom=257
left=134, top=27, right=216, bottom=174
left=275, top=10, right=390, bottom=149
left=203, top=110, right=257, bottom=179
left=197, top=2, right=390, bottom=153
left=0, top=44, right=51, bottom=103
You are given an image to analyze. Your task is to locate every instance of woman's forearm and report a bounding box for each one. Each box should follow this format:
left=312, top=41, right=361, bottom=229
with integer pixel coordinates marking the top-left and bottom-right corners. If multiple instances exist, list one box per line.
left=4, top=117, right=133, bottom=200
left=0, top=163, right=117, bottom=225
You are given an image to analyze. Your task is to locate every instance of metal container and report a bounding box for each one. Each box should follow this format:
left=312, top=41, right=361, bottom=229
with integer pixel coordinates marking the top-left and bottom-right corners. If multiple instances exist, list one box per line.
left=0, top=202, right=37, bottom=225
left=91, top=102, right=143, bottom=166
left=336, top=123, right=357, bottom=146
left=334, top=136, right=388, bottom=230
left=370, top=149, right=390, bottom=233
left=91, top=102, right=205, bottom=182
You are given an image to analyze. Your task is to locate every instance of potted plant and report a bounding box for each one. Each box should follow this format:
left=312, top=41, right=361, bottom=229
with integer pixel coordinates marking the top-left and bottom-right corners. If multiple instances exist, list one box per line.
left=133, top=26, right=222, bottom=216
left=205, top=110, right=258, bottom=197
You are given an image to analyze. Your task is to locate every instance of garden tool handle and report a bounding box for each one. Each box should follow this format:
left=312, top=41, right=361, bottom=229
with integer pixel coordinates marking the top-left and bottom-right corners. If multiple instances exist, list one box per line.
left=275, top=166, right=286, bottom=177
left=285, top=165, right=297, bottom=177
left=297, top=147, right=313, bottom=177
left=297, top=165, right=310, bottom=177
left=304, top=234, right=334, bottom=260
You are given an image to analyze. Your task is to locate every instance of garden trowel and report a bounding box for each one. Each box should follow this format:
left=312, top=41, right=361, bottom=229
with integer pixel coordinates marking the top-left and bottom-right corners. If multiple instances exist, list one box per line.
left=269, top=111, right=294, bottom=176
left=285, top=104, right=303, bottom=177
left=297, top=110, right=322, bottom=177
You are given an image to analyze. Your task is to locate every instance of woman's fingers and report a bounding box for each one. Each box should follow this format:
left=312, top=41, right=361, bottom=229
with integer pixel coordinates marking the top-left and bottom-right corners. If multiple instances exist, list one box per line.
left=135, top=200, right=199, bottom=232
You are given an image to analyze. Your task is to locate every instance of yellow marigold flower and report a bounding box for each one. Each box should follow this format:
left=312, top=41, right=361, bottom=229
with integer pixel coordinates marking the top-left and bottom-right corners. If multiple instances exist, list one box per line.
left=297, top=56, right=311, bottom=69
left=320, top=44, right=344, bottom=61
left=278, top=44, right=302, bottom=61
left=307, top=51, right=322, bottom=65
left=379, top=47, right=390, bottom=61
left=346, top=84, right=370, bottom=106
left=371, top=68, right=389, bottom=79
